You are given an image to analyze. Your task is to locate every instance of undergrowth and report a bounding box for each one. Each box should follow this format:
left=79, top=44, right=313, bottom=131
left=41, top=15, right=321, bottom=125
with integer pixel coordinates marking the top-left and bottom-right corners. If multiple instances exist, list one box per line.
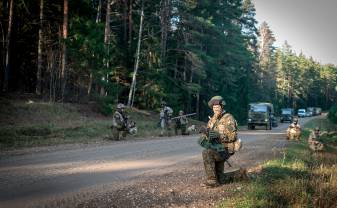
left=219, top=118, right=337, bottom=208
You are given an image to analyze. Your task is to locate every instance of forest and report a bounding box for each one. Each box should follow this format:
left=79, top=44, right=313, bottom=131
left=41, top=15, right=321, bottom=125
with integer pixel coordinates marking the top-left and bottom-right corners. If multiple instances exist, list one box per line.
left=1, top=0, right=337, bottom=123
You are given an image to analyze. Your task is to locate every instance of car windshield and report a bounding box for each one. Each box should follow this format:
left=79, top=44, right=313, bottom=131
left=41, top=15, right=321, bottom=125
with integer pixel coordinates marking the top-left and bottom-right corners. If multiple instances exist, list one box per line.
left=298, top=109, right=305, bottom=113
left=282, top=109, right=292, bottom=114
left=250, top=105, right=268, bottom=112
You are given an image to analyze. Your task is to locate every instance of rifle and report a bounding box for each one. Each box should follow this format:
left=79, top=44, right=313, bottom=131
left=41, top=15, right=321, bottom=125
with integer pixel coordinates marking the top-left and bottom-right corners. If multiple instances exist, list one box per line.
left=171, top=113, right=197, bottom=120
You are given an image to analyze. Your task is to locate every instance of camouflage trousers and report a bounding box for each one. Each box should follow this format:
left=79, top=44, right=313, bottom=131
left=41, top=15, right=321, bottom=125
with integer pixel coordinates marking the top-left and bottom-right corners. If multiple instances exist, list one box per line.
left=287, top=128, right=301, bottom=140
left=202, top=148, right=227, bottom=184
left=112, top=127, right=127, bottom=140
left=174, top=124, right=187, bottom=135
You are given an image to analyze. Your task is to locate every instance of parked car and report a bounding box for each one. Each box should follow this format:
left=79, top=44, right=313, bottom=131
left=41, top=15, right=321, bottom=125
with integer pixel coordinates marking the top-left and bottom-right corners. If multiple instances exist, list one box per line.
left=307, top=107, right=315, bottom=116
left=315, top=107, right=322, bottom=115
left=280, top=108, right=294, bottom=123
left=306, top=111, right=313, bottom=117
left=297, top=109, right=306, bottom=117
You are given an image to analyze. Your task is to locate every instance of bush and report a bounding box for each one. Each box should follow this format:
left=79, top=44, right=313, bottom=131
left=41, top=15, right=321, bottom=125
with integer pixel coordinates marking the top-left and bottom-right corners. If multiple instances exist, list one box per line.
left=328, top=104, right=337, bottom=124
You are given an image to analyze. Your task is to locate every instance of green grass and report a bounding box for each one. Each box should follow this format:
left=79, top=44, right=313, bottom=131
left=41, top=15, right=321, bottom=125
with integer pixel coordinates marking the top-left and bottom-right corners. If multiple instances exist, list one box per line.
left=219, top=117, right=337, bottom=208
left=0, top=98, right=204, bottom=150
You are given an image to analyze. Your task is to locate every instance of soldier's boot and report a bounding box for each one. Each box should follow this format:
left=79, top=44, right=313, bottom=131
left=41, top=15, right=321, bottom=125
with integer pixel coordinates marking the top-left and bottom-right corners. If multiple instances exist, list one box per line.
left=215, top=162, right=228, bottom=184
left=181, top=126, right=188, bottom=135
left=121, top=131, right=127, bottom=140
left=160, top=128, right=164, bottom=137
left=201, top=150, right=219, bottom=188
left=112, top=128, right=120, bottom=141
left=174, top=127, right=178, bottom=135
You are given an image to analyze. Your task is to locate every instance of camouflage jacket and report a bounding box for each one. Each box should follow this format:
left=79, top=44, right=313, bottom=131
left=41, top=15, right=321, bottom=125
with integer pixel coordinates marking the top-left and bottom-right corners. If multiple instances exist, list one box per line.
left=112, top=111, right=127, bottom=129
left=199, top=112, right=238, bottom=152
left=289, top=123, right=301, bottom=130
left=207, top=112, right=238, bottom=143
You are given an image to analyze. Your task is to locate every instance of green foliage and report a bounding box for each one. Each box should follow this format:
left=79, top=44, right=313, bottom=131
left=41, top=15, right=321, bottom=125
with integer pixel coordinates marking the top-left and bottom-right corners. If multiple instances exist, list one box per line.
left=328, top=104, right=337, bottom=124
left=220, top=118, right=337, bottom=208
left=2, top=0, right=337, bottom=124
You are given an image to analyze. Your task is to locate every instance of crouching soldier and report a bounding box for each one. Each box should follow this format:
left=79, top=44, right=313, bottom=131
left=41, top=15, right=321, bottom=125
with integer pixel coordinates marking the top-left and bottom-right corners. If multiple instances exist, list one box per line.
left=198, top=96, right=242, bottom=188
left=286, top=118, right=301, bottom=140
left=308, top=127, right=324, bottom=151
left=111, top=103, right=137, bottom=140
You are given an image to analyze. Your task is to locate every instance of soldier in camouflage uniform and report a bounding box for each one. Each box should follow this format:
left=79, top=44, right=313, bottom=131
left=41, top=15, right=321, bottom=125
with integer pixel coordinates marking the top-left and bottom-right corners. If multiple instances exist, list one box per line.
left=198, top=96, right=239, bottom=188
left=286, top=118, right=301, bottom=140
left=111, top=103, right=128, bottom=140
left=308, top=127, right=324, bottom=151
left=159, top=101, right=173, bottom=136
left=174, top=110, right=189, bottom=135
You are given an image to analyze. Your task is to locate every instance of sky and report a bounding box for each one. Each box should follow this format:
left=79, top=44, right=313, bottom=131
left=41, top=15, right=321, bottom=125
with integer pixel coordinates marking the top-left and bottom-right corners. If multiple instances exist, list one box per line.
left=252, top=0, right=337, bottom=65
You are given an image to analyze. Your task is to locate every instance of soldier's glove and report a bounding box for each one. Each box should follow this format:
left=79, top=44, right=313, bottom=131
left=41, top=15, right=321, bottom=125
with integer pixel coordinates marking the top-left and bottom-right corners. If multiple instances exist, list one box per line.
left=208, top=130, right=220, bottom=140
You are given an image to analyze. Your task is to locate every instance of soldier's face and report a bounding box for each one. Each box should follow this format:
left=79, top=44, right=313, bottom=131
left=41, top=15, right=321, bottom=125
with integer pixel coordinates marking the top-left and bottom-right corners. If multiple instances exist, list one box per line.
left=212, top=105, right=222, bottom=115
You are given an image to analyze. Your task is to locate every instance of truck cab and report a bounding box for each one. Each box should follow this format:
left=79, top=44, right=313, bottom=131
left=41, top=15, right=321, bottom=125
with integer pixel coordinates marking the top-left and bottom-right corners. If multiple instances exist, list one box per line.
left=247, top=103, right=276, bottom=130
left=280, top=108, right=294, bottom=123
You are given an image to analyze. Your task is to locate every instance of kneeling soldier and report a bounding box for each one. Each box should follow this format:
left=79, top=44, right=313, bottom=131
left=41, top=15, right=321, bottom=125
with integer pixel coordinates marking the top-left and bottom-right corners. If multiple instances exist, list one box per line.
left=111, top=103, right=128, bottom=140
left=198, top=96, right=241, bottom=188
left=286, top=118, right=301, bottom=140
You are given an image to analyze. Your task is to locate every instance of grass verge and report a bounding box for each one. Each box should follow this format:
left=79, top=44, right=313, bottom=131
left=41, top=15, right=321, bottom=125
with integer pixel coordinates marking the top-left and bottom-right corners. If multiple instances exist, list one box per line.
left=0, top=98, right=204, bottom=150
left=219, top=117, right=337, bottom=208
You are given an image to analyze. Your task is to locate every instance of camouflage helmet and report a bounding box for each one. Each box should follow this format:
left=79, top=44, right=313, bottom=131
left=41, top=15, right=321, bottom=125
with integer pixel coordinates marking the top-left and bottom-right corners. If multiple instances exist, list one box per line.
left=293, top=117, right=299, bottom=123
left=179, top=110, right=184, bottom=115
left=208, top=96, right=226, bottom=108
left=314, top=127, right=320, bottom=131
left=117, top=103, right=126, bottom=109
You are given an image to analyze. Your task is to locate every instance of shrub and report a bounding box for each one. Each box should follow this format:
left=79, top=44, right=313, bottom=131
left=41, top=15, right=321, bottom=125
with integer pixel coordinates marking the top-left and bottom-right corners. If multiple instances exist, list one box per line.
left=328, top=104, right=337, bottom=124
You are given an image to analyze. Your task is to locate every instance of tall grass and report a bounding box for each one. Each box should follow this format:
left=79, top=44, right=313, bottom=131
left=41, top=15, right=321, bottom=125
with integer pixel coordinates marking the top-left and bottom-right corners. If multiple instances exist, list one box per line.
left=0, top=99, right=204, bottom=150
left=219, top=118, right=337, bottom=208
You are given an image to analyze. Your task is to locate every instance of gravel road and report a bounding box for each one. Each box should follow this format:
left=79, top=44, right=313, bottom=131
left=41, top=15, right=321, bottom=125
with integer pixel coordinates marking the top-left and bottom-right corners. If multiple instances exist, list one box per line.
left=0, top=116, right=313, bottom=208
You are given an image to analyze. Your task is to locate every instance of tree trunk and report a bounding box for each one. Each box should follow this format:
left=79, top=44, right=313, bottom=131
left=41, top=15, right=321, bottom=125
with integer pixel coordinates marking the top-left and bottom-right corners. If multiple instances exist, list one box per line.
left=160, top=0, right=169, bottom=66
left=61, top=0, right=68, bottom=78
left=96, top=0, right=102, bottom=23
left=4, top=0, right=14, bottom=92
left=61, top=0, right=68, bottom=100
left=128, top=0, right=133, bottom=48
left=123, top=0, right=127, bottom=43
left=127, top=1, right=144, bottom=107
left=36, top=0, right=44, bottom=95
left=101, top=0, right=111, bottom=96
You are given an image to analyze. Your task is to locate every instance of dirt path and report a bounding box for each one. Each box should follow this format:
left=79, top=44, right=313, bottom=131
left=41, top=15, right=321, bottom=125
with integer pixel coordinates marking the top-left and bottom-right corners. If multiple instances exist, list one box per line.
left=0, top=117, right=313, bottom=208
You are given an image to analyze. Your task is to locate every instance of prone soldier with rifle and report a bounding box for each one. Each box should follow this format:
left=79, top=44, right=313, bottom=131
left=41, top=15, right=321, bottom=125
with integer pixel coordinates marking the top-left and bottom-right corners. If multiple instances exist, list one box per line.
left=111, top=103, right=137, bottom=140
left=198, top=96, right=242, bottom=188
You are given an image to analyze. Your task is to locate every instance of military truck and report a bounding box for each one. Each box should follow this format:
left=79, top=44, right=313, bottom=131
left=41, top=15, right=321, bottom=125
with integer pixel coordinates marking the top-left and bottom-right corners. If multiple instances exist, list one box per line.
left=280, top=108, right=294, bottom=123
left=247, top=103, right=276, bottom=130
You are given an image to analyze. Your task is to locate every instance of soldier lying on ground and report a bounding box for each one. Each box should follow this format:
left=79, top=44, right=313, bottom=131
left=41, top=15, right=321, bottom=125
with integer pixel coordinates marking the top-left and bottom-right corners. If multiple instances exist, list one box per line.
left=286, top=118, right=301, bottom=140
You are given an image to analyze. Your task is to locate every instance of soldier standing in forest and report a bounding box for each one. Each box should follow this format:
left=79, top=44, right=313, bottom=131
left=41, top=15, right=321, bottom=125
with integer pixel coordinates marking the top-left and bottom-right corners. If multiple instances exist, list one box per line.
left=198, top=96, right=240, bottom=188
left=174, top=110, right=189, bottom=135
left=286, top=118, right=301, bottom=140
left=111, top=103, right=129, bottom=140
left=159, top=101, right=173, bottom=136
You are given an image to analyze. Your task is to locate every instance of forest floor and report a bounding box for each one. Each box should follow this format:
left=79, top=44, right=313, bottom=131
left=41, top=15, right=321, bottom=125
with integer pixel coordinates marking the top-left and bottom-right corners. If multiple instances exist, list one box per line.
left=0, top=94, right=204, bottom=151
